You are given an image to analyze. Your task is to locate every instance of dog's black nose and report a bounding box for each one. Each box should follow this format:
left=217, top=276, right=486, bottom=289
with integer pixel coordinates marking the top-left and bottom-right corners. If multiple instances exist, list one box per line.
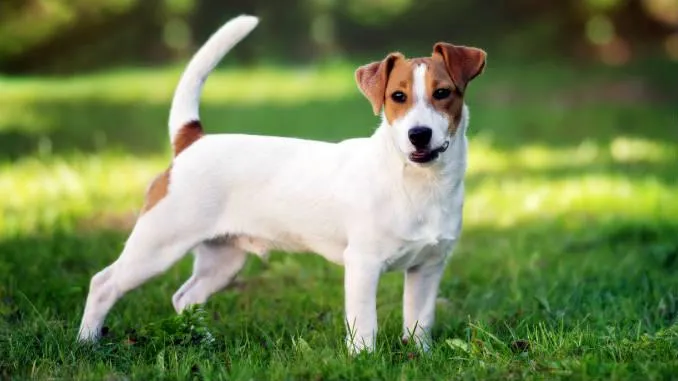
left=408, top=126, right=432, bottom=149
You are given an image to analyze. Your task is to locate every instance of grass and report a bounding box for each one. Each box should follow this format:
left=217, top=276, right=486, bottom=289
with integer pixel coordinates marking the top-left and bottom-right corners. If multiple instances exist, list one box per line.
left=0, top=60, right=677, bottom=380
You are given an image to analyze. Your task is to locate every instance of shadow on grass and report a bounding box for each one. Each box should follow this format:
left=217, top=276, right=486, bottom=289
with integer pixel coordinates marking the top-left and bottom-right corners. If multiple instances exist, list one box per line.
left=0, top=97, right=374, bottom=161
left=1, top=89, right=677, bottom=161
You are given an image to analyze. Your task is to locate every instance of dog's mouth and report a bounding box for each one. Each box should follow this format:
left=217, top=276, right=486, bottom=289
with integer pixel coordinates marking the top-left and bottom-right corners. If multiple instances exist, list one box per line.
left=409, top=141, right=450, bottom=164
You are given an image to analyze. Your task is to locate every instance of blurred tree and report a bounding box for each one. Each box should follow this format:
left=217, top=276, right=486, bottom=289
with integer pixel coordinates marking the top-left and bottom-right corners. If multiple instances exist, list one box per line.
left=0, top=0, right=675, bottom=74
left=0, top=0, right=166, bottom=73
left=0, top=0, right=135, bottom=59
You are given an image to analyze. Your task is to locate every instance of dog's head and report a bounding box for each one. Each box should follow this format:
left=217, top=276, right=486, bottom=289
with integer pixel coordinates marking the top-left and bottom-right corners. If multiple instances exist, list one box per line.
left=356, top=43, right=486, bottom=165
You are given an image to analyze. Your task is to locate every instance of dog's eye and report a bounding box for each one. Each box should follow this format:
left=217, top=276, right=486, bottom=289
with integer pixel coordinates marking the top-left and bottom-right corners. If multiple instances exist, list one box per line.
left=432, top=88, right=452, bottom=100
left=391, top=91, right=407, bottom=103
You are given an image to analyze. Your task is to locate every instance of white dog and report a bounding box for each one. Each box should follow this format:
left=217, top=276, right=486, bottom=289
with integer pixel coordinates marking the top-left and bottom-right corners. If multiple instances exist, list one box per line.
left=77, top=15, right=486, bottom=353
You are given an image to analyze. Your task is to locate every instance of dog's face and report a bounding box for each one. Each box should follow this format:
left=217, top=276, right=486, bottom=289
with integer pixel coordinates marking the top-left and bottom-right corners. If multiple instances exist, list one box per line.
left=356, top=43, right=486, bottom=165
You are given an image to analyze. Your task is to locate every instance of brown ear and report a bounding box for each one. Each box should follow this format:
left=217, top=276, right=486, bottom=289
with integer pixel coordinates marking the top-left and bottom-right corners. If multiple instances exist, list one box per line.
left=433, top=43, right=486, bottom=94
left=355, top=52, right=403, bottom=115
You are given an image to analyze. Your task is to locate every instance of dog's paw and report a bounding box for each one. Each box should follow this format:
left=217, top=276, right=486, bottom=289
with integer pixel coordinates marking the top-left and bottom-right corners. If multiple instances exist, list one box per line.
left=172, top=291, right=191, bottom=314
left=77, top=325, right=101, bottom=343
left=172, top=288, right=205, bottom=314
left=402, top=333, right=431, bottom=353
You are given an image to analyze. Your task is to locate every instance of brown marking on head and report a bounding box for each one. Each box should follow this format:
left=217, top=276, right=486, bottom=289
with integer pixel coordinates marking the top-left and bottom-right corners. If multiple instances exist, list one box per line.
left=141, top=168, right=171, bottom=214
left=355, top=43, right=486, bottom=135
left=432, top=42, right=486, bottom=95
left=173, top=120, right=204, bottom=156
left=381, top=58, right=416, bottom=124
left=424, top=55, right=466, bottom=133
left=429, top=43, right=485, bottom=133
left=355, top=52, right=404, bottom=115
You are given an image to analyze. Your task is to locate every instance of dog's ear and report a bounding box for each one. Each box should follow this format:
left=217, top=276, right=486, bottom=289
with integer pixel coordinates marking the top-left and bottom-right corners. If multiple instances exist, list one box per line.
left=432, top=43, right=486, bottom=94
left=355, top=52, right=404, bottom=115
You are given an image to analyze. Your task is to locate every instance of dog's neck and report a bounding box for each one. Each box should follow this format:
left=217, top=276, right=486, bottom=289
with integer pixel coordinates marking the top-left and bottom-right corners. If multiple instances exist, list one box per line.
left=370, top=105, right=469, bottom=192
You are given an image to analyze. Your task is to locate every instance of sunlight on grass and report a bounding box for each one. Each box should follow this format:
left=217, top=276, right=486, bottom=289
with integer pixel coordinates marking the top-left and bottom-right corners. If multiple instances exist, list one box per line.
left=468, top=135, right=678, bottom=173
left=609, top=136, right=677, bottom=163
left=1, top=82, right=676, bottom=238
left=1, top=135, right=676, bottom=238
left=0, top=154, right=165, bottom=236
left=465, top=136, right=678, bottom=227
left=466, top=174, right=677, bottom=228
left=0, top=65, right=676, bottom=240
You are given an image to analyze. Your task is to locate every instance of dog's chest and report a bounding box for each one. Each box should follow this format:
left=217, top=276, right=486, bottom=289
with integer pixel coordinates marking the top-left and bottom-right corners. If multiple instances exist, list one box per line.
left=382, top=192, right=463, bottom=271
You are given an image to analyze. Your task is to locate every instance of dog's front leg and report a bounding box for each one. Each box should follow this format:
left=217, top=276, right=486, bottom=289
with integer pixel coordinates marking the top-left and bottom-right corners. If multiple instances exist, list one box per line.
left=402, top=261, right=446, bottom=352
left=344, top=252, right=382, bottom=354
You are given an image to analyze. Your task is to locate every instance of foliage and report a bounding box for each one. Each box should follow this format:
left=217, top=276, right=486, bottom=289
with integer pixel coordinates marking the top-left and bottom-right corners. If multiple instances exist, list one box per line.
left=0, top=0, right=137, bottom=58
left=0, top=0, right=676, bottom=74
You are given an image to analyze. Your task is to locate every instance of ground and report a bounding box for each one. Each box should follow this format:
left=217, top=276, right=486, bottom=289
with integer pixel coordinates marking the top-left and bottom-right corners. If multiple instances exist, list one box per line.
left=0, top=60, right=677, bottom=380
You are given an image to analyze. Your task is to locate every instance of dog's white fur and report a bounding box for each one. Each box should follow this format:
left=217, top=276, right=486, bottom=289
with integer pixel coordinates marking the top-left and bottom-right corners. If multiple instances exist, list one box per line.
left=78, top=15, right=471, bottom=353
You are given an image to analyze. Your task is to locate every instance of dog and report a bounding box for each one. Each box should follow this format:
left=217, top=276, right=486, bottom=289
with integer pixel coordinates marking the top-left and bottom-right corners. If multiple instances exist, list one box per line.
left=77, top=14, right=486, bottom=353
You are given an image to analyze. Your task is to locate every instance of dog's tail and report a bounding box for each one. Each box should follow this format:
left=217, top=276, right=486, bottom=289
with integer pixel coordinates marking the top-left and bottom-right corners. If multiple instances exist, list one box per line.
left=168, top=15, right=259, bottom=156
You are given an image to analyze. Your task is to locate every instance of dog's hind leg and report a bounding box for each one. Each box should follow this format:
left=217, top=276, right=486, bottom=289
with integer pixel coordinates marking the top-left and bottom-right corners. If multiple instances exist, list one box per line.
left=77, top=198, right=212, bottom=342
left=172, top=239, right=248, bottom=313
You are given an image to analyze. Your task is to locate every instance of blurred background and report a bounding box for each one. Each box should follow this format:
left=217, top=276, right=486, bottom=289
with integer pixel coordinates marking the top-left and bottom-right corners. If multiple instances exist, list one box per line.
left=1, top=0, right=677, bottom=156
left=0, top=1, right=676, bottom=279
left=1, top=0, right=678, bottom=73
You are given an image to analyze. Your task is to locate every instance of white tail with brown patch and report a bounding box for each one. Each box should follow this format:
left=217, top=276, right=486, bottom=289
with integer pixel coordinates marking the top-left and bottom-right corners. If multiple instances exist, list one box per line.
left=168, top=15, right=259, bottom=152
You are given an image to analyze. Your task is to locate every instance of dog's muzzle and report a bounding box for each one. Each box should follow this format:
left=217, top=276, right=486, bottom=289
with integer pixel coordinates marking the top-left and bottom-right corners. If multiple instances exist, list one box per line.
left=409, top=140, right=450, bottom=164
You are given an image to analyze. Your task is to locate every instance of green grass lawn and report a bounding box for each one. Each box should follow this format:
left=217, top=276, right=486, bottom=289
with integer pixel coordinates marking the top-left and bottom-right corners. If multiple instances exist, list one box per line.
left=0, top=61, right=677, bottom=380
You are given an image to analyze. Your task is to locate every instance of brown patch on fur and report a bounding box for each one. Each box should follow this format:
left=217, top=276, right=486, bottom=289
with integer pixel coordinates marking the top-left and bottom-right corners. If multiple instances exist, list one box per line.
left=428, top=43, right=486, bottom=133
left=173, top=120, right=204, bottom=155
left=139, top=120, right=204, bottom=214
left=139, top=120, right=204, bottom=215
left=425, top=56, right=466, bottom=134
left=141, top=167, right=171, bottom=213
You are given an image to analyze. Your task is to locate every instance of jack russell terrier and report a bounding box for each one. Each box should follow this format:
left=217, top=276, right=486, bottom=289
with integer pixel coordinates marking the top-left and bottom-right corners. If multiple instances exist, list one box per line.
left=77, top=14, right=486, bottom=353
